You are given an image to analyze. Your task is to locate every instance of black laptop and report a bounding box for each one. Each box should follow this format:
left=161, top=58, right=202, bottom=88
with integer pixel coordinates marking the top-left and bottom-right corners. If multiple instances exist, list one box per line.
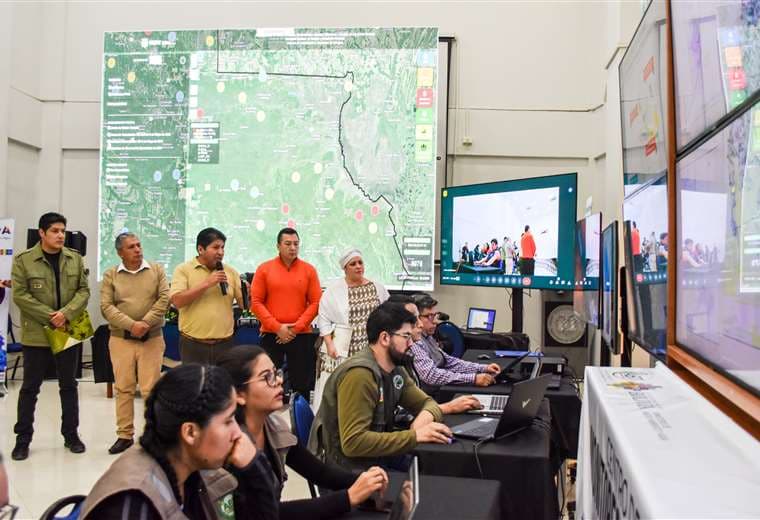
left=451, top=374, right=552, bottom=441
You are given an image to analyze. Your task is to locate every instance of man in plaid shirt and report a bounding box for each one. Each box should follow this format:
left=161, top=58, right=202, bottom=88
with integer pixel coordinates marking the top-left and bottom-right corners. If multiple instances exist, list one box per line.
left=409, top=294, right=500, bottom=397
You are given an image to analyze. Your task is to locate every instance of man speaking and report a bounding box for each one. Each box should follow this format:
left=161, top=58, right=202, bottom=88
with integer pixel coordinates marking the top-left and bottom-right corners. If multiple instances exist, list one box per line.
left=170, top=228, right=243, bottom=364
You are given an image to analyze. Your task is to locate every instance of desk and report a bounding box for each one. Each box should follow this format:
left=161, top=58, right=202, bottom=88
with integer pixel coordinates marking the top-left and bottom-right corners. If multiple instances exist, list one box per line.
left=461, top=331, right=529, bottom=351
left=437, top=350, right=582, bottom=460
left=577, top=365, right=760, bottom=518
left=415, top=401, right=557, bottom=520
left=347, top=474, right=500, bottom=520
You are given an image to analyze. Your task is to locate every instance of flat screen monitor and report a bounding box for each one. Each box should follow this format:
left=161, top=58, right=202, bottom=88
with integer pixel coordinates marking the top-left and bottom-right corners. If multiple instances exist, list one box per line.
left=573, top=212, right=602, bottom=327
left=676, top=101, right=760, bottom=398
left=467, top=307, right=496, bottom=332
left=601, top=221, right=619, bottom=354
left=672, top=1, right=760, bottom=151
left=439, top=173, right=578, bottom=290
left=622, top=175, right=668, bottom=359
left=619, top=0, right=670, bottom=196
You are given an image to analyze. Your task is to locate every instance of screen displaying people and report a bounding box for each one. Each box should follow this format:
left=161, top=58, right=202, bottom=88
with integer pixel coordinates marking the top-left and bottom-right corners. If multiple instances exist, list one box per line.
left=676, top=104, right=760, bottom=396
left=440, top=173, right=577, bottom=289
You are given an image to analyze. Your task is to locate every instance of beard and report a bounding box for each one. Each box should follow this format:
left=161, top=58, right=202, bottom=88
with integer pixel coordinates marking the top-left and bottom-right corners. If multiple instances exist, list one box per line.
left=389, top=346, right=410, bottom=366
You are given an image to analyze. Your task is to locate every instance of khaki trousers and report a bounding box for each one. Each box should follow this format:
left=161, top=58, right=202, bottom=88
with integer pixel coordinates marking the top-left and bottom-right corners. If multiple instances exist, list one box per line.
left=109, top=335, right=165, bottom=439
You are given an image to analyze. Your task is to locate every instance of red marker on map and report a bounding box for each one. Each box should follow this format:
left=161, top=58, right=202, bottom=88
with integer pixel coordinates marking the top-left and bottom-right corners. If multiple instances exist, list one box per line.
left=282, top=203, right=289, bottom=215
left=287, top=219, right=296, bottom=228
left=371, top=205, right=380, bottom=217
left=355, top=210, right=364, bottom=221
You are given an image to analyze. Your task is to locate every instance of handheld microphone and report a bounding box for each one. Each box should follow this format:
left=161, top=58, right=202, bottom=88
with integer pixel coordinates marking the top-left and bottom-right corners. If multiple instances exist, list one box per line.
left=215, top=261, right=228, bottom=296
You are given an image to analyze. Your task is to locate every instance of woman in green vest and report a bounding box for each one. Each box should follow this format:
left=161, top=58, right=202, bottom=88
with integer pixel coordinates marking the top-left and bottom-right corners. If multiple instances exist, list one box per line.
left=81, top=364, right=260, bottom=519
left=217, top=345, right=389, bottom=519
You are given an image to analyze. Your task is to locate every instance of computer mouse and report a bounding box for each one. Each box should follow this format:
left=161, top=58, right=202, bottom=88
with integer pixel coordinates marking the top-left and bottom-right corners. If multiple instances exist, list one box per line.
left=477, top=354, right=491, bottom=360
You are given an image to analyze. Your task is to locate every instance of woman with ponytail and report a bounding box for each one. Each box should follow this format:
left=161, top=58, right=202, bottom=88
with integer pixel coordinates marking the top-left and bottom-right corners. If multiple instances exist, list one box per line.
left=80, top=364, right=259, bottom=519
left=216, top=345, right=388, bottom=520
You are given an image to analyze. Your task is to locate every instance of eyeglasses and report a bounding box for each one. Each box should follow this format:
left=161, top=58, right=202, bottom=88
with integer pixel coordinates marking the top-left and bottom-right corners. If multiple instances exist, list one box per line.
left=419, top=312, right=438, bottom=321
left=0, top=504, right=19, bottom=520
left=390, top=332, right=414, bottom=343
left=246, top=368, right=284, bottom=388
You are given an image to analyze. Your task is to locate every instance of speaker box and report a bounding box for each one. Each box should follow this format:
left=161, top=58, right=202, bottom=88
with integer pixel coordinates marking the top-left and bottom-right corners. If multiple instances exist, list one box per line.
left=541, top=293, right=588, bottom=379
left=27, top=229, right=87, bottom=256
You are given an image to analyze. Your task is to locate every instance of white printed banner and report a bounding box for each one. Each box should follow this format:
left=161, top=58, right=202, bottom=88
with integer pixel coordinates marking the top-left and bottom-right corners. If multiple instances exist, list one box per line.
left=577, top=365, right=760, bottom=519
left=0, top=218, right=14, bottom=392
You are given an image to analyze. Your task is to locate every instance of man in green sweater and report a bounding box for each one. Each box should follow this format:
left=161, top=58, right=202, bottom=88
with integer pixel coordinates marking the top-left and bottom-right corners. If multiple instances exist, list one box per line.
left=309, top=301, right=452, bottom=470
left=100, top=232, right=169, bottom=454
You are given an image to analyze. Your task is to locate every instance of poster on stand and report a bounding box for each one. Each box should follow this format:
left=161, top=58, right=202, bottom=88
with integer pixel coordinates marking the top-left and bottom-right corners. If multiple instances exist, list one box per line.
left=0, top=218, right=15, bottom=394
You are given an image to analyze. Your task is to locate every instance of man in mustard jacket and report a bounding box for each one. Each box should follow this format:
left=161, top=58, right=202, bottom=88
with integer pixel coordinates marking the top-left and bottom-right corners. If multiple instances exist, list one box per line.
left=10, top=212, right=90, bottom=460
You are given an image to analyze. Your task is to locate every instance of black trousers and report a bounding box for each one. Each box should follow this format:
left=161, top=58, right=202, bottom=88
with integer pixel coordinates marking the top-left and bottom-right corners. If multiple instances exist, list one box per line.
left=520, top=258, right=535, bottom=275
left=179, top=336, right=235, bottom=366
left=260, top=333, right=316, bottom=398
left=14, top=344, right=80, bottom=442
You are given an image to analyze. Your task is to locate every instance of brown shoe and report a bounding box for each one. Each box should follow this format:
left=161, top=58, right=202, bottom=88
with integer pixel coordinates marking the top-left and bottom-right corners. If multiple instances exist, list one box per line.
left=108, top=438, right=133, bottom=455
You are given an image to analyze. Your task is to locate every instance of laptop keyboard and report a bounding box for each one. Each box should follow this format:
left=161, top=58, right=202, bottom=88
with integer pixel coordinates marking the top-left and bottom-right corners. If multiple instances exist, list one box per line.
left=455, top=417, right=498, bottom=437
left=474, top=394, right=509, bottom=413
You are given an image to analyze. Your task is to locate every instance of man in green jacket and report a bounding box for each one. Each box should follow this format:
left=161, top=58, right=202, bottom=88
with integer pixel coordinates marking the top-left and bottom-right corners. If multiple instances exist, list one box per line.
left=11, top=212, right=90, bottom=460
left=309, top=301, right=452, bottom=471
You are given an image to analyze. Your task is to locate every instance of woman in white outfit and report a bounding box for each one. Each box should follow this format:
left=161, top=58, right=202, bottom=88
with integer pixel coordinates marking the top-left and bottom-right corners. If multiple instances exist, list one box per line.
left=312, top=249, right=389, bottom=411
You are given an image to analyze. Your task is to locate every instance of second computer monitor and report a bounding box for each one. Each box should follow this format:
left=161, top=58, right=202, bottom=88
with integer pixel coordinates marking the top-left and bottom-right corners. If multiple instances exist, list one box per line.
left=467, top=307, right=496, bottom=332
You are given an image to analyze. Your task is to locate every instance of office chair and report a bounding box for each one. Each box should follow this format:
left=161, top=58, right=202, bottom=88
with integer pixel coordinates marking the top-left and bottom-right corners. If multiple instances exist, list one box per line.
left=289, top=392, right=318, bottom=498
left=436, top=321, right=466, bottom=358
left=40, top=494, right=86, bottom=520
left=162, top=321, right=181, bottom=370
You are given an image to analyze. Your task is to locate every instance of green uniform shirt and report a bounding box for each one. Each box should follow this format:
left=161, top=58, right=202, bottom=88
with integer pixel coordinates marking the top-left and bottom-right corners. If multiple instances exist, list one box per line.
left=11, top=243, right=90, bottom=346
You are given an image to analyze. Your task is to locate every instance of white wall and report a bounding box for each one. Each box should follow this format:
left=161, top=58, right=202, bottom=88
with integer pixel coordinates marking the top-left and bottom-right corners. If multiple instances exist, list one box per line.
left=1, top=1, right=651, bottom=361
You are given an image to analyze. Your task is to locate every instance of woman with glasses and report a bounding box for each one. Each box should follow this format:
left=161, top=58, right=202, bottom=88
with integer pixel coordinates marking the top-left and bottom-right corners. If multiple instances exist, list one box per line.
left=80, top=364, right=259, bottom=519
left=314, top=249, right=389, bottom=411
left=217, top=345, right=389, bottom=520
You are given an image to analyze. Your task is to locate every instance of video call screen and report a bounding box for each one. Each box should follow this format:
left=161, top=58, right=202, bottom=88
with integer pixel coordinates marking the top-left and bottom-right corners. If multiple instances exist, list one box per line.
left=439, top=173, right=577, bottom=290
left=623, top=175, right=668, bottom=359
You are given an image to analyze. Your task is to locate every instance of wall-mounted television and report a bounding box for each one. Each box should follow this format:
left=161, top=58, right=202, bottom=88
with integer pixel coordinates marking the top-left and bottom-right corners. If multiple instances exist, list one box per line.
left=439, top=173, right=577, bottom=290
left=672, top=0, right=760, bottom=152
left=601, top=221, right=620, bottom=355
left=676, top=100, right=760, bottom=398
left=622, top=175, right=668, bottom=359
left=619, top=0, right=670, bottom=196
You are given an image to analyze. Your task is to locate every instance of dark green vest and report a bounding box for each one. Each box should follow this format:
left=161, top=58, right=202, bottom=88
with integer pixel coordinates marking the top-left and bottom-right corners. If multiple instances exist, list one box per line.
left=308, top=346, right=407, bottom=470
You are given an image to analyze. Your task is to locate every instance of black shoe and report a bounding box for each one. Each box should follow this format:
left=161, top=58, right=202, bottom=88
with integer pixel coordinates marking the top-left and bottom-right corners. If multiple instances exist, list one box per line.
left=108, top=438, right=133, bottom=455
left=11, top=440, right=29, bottom=461
left=64, top=434, right=86, bottom=454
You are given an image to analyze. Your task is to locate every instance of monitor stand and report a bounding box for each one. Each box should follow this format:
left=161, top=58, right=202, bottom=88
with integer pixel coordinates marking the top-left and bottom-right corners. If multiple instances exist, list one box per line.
left=512, top=288, right=523, bottom=333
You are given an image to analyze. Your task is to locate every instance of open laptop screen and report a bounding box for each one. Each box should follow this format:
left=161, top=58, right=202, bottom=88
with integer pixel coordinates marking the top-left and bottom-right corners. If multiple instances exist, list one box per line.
left=467, top=307, right=496, bottom=332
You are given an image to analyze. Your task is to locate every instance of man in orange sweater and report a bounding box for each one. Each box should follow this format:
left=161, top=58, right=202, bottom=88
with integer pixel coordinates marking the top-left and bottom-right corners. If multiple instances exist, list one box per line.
left=520, top=225, right=537, bottom=275
left=250, top=227, right=322, bottom=397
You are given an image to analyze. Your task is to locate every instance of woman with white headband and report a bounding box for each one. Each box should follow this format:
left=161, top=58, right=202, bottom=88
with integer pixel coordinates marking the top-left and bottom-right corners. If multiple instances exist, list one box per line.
left=313, top=249, right=389, bottom=411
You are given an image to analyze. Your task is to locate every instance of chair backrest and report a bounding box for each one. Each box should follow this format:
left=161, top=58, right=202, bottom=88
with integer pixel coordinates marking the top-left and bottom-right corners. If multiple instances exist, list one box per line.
left=436, top=321, right=466, bottom=358
left=40, top=495, right=86, bottom=520
left=290, top=392, right=314, bottom=446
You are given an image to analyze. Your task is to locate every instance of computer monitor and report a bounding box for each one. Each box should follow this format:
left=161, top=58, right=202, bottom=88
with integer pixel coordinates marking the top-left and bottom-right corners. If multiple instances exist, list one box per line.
left=622, top=175, right=668, bottom=359
left=672, top=1, right=760, bottom=151
left=601, top=221, right=619, bottom=355
left=676, top=100, right=760, bottom=398
left=466, top=307, right=496, bottom=332
left=573, top=212, right=601, bottom=328
left=439, top=173, right=578, bottom=290
left=619, top=0, right=669, bottom=196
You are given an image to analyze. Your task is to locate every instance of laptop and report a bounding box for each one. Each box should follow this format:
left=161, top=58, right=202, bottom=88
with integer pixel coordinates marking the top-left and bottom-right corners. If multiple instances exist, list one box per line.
left=464, top=357, right=542, bottom=413
left=388, top=456, right=420, bottom=520
left=465, top=307, right=496, bottom=333
left=451, top=375, right=552, bottom=440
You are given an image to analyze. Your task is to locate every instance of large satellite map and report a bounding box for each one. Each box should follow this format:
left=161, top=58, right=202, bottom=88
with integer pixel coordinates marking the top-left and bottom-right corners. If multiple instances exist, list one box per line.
left=100, top=28, right=438, bottom=289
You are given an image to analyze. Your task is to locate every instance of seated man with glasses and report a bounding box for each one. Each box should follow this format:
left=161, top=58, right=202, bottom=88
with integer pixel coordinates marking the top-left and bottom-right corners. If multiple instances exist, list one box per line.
left=410, top=294, right=500, bottom=397
left=309, top=302, right=453, bottom=471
